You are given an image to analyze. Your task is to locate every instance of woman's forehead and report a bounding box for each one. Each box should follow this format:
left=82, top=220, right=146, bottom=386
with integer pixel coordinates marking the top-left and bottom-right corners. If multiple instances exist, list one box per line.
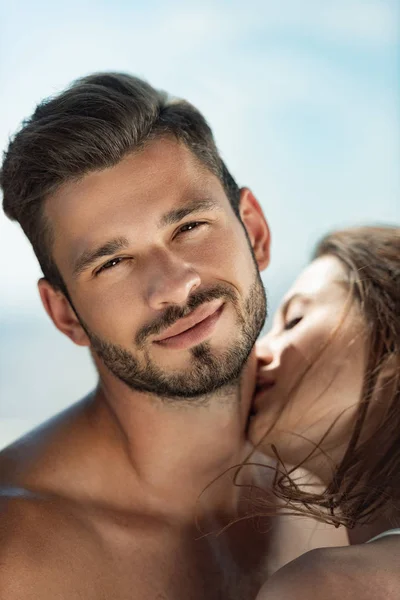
left=288, top=255, right=348, bottom=299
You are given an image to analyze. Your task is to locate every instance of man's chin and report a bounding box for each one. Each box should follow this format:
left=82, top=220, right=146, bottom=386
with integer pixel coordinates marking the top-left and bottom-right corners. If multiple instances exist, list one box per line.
left=121, top=356, right=247, bottom=400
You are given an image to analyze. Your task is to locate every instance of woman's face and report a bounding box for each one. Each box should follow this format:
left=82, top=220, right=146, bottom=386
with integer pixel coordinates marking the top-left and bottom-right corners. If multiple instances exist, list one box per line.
left=249, top=255, right=367, bottom=471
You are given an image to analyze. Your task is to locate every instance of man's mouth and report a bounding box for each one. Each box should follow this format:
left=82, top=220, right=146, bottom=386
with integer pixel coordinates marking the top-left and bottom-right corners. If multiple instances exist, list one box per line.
left=153, top=300, right=224, bottom=350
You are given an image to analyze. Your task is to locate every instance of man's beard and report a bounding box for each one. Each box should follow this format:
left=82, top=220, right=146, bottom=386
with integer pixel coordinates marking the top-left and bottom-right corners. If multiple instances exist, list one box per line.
left=80, top=269, right=267, bottom=401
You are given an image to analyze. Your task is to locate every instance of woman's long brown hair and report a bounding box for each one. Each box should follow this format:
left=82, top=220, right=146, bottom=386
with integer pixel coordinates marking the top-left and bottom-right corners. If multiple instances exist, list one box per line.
left=252, top=225, right=400, bottom=528
left=312, top=225, right=400, bottom=526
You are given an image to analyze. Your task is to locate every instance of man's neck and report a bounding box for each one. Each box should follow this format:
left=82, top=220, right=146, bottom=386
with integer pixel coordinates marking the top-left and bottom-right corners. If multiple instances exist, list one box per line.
left=89, top=351, right=257, bottom=520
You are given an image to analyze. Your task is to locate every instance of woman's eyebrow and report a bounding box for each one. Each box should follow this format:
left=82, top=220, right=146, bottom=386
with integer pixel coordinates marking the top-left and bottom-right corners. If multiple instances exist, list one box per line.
left=280, top=293, right=311, bottom=317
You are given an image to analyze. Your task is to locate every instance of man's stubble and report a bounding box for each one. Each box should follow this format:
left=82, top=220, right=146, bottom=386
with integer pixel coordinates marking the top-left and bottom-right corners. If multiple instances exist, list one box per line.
left=74, top=246, right=267, bottom=403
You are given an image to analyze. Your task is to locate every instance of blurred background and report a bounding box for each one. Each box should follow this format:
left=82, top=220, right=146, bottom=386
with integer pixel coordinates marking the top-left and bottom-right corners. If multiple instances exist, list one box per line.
left=0, top=0, right=399, bottom=449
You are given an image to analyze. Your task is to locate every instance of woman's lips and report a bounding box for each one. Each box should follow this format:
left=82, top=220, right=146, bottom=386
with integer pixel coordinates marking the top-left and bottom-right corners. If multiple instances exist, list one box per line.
left=253, top=378, right=276, bottom=412
left=153, top=303, right=224, bottom=350
left=256, top=374, right=276, bottom=388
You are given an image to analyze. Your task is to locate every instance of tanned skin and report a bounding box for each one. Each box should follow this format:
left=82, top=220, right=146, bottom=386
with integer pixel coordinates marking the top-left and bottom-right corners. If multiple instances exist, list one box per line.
left=0, top=138, right=344, bottom=599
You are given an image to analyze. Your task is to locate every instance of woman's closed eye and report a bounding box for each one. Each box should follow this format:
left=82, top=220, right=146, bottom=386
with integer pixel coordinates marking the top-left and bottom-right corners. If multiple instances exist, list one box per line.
left=281, top=296, right=310, bottom=331
left=284, top=316, right=303, bottom=331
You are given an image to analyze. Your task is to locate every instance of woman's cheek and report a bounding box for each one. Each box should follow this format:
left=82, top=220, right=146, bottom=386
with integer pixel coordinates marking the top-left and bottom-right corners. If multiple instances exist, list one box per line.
left=290, top=311, right=335, bottom=364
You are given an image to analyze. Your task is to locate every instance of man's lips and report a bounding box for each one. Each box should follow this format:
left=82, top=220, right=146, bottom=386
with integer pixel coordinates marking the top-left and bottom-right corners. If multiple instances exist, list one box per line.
left=153, top=299, right=224, bottom=343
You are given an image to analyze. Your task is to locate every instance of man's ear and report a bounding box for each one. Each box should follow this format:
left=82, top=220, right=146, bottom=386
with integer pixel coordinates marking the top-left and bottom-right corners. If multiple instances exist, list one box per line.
left=38, top=278, right=90, bottom=347
left=239, top=187, right=271, bottom=271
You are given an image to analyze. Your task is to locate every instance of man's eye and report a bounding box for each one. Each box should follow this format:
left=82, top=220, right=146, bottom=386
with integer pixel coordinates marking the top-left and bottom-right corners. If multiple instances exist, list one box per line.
left=96, top=257, right=126, bottom=275
left=177, top=221, right=206, bottom=235
left=284, top=316, right=303, bottom=331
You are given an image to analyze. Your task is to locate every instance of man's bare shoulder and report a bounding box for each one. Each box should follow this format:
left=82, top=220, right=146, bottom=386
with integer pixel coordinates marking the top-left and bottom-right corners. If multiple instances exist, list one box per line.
left=256, top=541, right=400, bottom=600
left=0, top=396, right=95, bottom=489
left=0, top=490, right=105, bottom=599
left=0, top=397, right=108, bottom=598
left=0, top=488, right=196, bottom=600
left=0, top=490, right=86, bottom=555
left=0, top=407, right=172, bottom=599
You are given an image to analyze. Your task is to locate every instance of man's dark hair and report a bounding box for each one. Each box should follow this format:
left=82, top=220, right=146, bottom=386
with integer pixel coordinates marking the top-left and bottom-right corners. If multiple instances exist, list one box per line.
left=1, top=72, right=241, bottom=291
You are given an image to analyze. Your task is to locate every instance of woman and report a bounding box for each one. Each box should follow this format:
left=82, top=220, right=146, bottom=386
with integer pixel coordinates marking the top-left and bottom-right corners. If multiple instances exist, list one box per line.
left=250, top=225, right=400, bottom=599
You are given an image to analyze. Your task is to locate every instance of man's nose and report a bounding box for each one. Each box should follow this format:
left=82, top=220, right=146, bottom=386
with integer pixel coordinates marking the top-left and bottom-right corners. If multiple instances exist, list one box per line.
left=145, top=249, right=201, bottom=310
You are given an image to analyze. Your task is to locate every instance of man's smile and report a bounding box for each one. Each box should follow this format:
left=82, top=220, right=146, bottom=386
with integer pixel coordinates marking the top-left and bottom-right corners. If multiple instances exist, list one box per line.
left=153, top=299, right=225, bottom=350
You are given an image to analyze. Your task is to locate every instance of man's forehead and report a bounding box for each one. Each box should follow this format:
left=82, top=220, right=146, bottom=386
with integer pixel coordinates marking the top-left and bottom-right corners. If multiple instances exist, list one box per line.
left=46, top=137, right=219, bottom=222
left=44, top=139, right=227, bottom=272
left=45, top=139, right=222, bottom=234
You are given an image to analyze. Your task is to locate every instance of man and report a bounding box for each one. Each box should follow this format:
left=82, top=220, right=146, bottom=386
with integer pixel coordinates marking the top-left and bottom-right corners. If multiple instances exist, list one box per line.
left=0, top=73, right=324, bottom=599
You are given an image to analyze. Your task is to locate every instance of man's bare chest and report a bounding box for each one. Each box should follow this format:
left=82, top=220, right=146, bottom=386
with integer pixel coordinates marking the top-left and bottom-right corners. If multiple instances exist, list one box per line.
left=69, top=516, right=271, bottom=600
left=0, top=490, right=273, bottom=600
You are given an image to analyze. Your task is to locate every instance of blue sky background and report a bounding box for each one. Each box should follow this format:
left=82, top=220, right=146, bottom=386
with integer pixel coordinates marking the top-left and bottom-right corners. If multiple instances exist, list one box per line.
left=0, top=0, right=399, bottom=446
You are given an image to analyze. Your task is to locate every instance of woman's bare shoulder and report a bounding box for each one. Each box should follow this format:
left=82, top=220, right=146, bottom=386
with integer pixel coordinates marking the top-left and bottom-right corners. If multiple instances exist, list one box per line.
left=256, top=540, right=400, bottom=600
left=255, top=547, right=335, bottom=600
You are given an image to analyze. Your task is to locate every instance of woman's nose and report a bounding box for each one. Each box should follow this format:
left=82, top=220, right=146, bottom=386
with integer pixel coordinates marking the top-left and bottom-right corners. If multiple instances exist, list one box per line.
left=256, top=336, right=274, bottom=367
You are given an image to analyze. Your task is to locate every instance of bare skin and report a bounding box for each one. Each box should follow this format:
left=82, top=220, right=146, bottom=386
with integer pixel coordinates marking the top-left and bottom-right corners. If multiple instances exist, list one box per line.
left=0, top=356, right=274, bottom=600
left=0, top=378, right=347, bottom=599
left=257, top=536, right=400, bottom=600
left=0, top=139, right=346, bottom=598
left=0, top=137, right=275, bottom=599
left=256, top=536, right=400, bottom=600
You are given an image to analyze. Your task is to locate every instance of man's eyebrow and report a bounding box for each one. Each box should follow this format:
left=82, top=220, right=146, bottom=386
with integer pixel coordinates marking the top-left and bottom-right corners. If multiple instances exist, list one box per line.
left=158, top=198, right=220, bottom=228
left=72, top=236, right=130, bottom=278
left=71, top=199, right=219, bottom=278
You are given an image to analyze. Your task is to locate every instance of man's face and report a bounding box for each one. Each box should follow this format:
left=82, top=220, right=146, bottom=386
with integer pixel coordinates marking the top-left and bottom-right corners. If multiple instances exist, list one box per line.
left=44, top=137, right=268, bottom=400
